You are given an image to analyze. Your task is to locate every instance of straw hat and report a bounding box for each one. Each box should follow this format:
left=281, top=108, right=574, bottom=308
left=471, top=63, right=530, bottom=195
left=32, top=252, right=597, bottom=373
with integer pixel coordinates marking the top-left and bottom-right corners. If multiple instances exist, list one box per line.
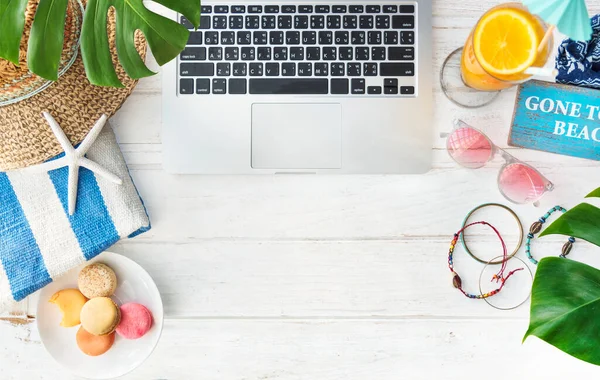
left=0, top=0, right=147, bottom=170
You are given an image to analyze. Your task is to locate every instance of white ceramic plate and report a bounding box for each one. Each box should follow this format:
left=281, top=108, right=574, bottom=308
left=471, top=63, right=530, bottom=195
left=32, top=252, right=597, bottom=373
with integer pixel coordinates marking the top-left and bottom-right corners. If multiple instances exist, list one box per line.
left=37, top=251, right=164, bottom=379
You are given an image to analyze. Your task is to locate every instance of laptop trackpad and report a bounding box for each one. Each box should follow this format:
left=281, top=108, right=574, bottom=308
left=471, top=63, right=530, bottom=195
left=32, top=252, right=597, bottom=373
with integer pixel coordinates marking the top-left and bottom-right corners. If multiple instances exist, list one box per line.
left=251, top=103, right=342, bottom=169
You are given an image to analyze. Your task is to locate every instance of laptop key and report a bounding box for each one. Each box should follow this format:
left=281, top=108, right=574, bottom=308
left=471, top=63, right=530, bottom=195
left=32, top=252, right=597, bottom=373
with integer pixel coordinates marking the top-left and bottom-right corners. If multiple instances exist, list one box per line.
left=229, top=16, right=244, bottom=29
left=331, top=78, right=349, bottom=94
left=366, top=5, right=380, bottom=13
left=368, top=31, right=382, bottom=45
left=401, top=86, right=415, bottom=95
left=196, top=79, right=210, bottom=94
left=298, top=63, right=312, bottom=76
left=286, top=31, right=300, bottom=45
left=376, top=16, right=390, bottom=29
left=199, top=16, right=210, bottom=29
left=351, top=78, right=365, bottom=94
left=254, top=31, right=268, bottom=44
left=383, top=5, right=397, bottom=13
left=258, top=47, right=271, bottom=60
left=306, top=47, right=320, bottom=60
left=302, top=31, right=317, bottom=45
left=371, top=47, right=386, bottom=60
left=208, top=47, right=222, bottom=60
left=270, top=31, right=284, bottom=45
left=180, top=47, right=206, bottom=60
left=213, top=79, right=227, bottom=94
left=384, top=78, right=398, bottom=86
left=274, top=46, right=288, bottom=60
left=322, top=47, right=336, bottom=60
left=188, top=32, right=203, bottom=45
left=290, top=47, right=304, bottom=60
left=392, top=15, right=415, bottom=29
left=249, top=79, right=328, bottom=94
left=364, top=62, right=377, bottom=76
left=332, top=5, right=347, bottom=13
left=314, top=62, right=328, bottom=76
left=214, top=6, right=228, bottom=13
left=282, top=63, right=296, bottom=76
left=349, top=5, right=363, bottom=13
left=180, top=16, right=194, bottom=29
left=282, top=5, right=296, bottom=13
left=327, top=15, right=341, bottom=29
left=330, top=62, right=345, bottom=76
left=233, top=62, right=247, bottom=76
left=241, top=47, right=255, bottom=60
left=237, top=31, right=252, bottom=45
left=338, top=47, right=352, bottom=60
left=400, top=5, right=415, bottom=13
left=380, top=62, right=414, bottom=76
left=355, top=47, right=369, bottom=60
left=217, top=62, right=230, bottom=76
left=311, top=15, right=325, bottom=29
left=319, top=31, right=333, bottom=45
left=278, top=15, right=292, bottom=29
left=249, top=63, right=263, bottom=76
left=316, top=5, right=330, bottom=13
left=221, top=31, right=235, bottom=45
left=265, top=5, right=279, bottom=13
left=347, top=63, right=361, bottom=76
left=213, top=16, right=227, bottom=29
left=225, top=47, right=239, bottom=60
left=334, top=31, right=349, bottom=44
left=360, top=15, right=373, bottom=29
left=231, top=5, right=245, bottom=13
left=180, top=78, right=193, bottom=94
left=248, top=5, right=262, bottom=13
left=262, top=15, right=276, bottom=29
left=400, top=31, right=414, bottom=45
left=343, top=15, right=357, bottom=29
left=246, top=16, right=260, bottom=29
left=351, top=31, right=365, bottom=44
left=384, top=31, right=398, bottom=44
left=205, top=32, right=219, bottom=45
left=385, top=86, right=399, bottom=94
left=201, top=5, right=212, bottom=13
left=389, top=47, right=414, bottom=60
left=180, top=63, right=214, bottom=76
left=299, top=5, right=313, bottom=13
left=266, top=63, right=280, bottom=76
left=368, top=86, right=382, bottom=94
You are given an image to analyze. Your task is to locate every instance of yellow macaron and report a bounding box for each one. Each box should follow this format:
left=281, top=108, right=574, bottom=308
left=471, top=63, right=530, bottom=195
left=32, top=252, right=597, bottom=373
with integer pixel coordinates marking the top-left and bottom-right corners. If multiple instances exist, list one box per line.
left=80, top=297, right=121, bottom=336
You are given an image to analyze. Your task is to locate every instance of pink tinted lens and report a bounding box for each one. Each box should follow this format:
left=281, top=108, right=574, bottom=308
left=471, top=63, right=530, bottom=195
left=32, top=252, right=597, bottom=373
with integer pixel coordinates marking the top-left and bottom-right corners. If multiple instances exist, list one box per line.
left=498, top=163, right=548, bottom=204
left=447, top=127, right=493, bottom=168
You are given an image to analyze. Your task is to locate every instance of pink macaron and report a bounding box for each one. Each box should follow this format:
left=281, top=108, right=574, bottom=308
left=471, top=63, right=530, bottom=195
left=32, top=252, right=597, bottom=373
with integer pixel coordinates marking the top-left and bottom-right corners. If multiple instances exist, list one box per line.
left=116, top=303, right=153, bottom=339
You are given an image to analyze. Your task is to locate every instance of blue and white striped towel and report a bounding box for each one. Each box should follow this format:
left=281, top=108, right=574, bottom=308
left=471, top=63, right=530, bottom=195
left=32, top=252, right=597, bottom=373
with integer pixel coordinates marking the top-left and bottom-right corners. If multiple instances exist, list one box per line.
left=0, top=123, right=150, bottom=310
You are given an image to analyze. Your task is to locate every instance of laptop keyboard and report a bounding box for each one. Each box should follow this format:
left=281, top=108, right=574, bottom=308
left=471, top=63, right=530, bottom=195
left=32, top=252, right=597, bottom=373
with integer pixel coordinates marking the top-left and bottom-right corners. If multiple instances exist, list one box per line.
left=178, top=3, right=417, bottom=96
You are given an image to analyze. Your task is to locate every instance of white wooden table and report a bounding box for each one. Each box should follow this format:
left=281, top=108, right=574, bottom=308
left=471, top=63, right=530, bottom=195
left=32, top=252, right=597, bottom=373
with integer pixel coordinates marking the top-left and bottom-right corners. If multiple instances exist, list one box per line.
left=3, top=1, right=600, bottom=378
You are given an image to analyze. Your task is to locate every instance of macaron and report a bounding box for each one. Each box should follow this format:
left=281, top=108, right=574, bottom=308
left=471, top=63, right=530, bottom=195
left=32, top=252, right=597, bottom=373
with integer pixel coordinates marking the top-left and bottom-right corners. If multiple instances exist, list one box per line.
left=116, top=303, right=153, bottom=340
left=78, top=263, right=117, bottom=299
left=80, top=297, right=121, bottom=336
left=76, top=327, right=115, bottom=356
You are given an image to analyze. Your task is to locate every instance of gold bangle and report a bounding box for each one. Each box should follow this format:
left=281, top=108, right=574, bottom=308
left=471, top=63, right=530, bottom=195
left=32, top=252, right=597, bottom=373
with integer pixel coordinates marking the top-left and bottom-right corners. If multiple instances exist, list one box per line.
left=461, top=203, right=523, bottom=265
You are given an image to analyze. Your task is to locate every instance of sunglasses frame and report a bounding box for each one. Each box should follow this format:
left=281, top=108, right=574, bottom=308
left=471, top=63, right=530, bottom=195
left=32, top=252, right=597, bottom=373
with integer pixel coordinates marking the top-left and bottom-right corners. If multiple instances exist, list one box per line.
left=441, top=119, right=554, bottom=204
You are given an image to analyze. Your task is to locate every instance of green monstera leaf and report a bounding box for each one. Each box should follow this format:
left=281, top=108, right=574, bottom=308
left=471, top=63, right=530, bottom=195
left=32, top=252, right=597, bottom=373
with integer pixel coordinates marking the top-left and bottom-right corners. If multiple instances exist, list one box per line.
left=524, top=257, right=600, bottom=366
left=0, top=0, right=200, bottom=87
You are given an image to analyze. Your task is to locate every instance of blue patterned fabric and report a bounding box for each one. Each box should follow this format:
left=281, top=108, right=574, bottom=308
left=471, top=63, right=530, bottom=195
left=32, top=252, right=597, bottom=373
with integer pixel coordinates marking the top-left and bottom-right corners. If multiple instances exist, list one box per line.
left=0, top=126, right=150, bottom=309
left=556, top=14, right=600, bottom=88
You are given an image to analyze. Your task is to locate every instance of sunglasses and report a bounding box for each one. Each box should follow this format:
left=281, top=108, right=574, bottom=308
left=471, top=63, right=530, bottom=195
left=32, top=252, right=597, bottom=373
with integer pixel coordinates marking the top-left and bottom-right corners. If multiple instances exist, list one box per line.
left=442, top=120, right=554, bottom=204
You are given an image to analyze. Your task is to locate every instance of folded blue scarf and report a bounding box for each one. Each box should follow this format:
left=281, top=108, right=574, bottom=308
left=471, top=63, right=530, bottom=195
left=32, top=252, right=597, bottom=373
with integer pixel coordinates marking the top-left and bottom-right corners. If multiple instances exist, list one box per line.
left=556, top=15, right=600, bottom=88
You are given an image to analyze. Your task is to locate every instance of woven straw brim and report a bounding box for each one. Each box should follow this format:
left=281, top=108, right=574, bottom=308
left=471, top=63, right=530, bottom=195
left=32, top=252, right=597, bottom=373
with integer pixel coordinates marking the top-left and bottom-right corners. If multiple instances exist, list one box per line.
left=0, top=10, right=147, bottom=171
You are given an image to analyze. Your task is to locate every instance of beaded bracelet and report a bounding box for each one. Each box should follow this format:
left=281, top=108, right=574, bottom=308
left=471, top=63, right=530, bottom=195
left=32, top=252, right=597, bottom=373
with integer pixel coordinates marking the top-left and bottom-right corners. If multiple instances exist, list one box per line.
left=526, top=206, right=576, bottom=265
left=448, top=221, right=524, bottom=299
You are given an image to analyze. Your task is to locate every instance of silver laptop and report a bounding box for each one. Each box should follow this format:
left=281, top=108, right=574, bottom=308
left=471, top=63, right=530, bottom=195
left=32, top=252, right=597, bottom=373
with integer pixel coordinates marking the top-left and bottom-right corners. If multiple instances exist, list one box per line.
left=162, top=0, right=432, bottom=174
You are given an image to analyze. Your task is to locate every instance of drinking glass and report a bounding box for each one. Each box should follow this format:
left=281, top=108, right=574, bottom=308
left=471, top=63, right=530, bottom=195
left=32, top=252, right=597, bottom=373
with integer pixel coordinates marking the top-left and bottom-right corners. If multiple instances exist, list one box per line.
left=440, top=2, right=553, bottom=108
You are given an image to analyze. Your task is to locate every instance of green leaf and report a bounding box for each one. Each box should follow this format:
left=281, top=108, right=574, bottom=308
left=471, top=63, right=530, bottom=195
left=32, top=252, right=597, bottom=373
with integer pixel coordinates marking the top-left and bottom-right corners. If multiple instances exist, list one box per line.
left=540, top=203, right=600, bottom=246
left=27, top=0, right=69, bottom=80
left=524, top=257, right=600, bottom=365
left=587, top=187, right=600, bottom=198
left=0, top=0, right=29, bottom=64
left=81, top=0, right=196, bottom=87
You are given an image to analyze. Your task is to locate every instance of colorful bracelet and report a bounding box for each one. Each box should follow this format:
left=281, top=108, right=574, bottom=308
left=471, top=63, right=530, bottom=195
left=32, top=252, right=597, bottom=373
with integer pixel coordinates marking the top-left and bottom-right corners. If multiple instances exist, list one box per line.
left=526, top=206, right=575, bottom=265
left=448, top=221, right=524, bottom=299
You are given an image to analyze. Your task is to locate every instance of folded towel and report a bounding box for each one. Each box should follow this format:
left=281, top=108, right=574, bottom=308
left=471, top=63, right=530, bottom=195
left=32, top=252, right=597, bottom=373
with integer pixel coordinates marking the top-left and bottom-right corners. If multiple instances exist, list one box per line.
left=0, top=123, right=150, bottom=310
left=556, top=14, right=600, bottom=88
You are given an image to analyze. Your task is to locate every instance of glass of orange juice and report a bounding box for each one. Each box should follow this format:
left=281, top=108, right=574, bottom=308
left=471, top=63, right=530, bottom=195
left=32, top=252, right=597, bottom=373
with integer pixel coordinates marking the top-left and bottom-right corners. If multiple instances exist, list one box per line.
left=440, top=2, right=553, bottom=108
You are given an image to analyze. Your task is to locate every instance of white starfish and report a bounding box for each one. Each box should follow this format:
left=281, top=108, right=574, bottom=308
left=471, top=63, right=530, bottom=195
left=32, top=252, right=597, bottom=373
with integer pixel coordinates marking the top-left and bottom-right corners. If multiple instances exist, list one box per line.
left=25, top=112, right=122, bottom=215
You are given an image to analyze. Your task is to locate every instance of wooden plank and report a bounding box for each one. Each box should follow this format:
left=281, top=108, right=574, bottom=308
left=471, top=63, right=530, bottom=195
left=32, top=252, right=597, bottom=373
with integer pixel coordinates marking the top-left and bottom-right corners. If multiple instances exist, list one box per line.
left=27, top=240, right=600, bottom=318
left=1, top=318, right=598, bottom=379
left=510, top=81, right=600, bottom=161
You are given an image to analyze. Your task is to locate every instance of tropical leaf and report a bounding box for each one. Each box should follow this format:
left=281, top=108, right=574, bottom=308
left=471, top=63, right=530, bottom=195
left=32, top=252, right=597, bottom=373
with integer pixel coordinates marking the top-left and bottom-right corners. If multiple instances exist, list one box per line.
left=586, top=187, right=600, bottom=198
left=524, top=257, right=600, bottom=366
left=540, top=203, right=600, bottom=247
left=81, top=0, right=199, bottom=87
left=0, top=0, right=200, bottom=86
left=27, top=0, right=69, bottom=80
left=0, top=0, right=30, bottom=65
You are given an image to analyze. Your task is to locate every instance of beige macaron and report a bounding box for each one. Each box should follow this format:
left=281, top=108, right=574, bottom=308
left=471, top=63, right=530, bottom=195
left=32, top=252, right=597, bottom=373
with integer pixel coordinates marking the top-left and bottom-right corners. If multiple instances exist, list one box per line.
left=78, top=263, right=117, bottom=299
left=80, top=297, right=121, bottom=336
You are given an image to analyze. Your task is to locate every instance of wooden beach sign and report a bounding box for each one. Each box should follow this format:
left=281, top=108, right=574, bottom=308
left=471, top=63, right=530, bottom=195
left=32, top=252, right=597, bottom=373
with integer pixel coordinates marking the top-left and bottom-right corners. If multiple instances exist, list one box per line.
left=509, top=80, right=600, bottom=161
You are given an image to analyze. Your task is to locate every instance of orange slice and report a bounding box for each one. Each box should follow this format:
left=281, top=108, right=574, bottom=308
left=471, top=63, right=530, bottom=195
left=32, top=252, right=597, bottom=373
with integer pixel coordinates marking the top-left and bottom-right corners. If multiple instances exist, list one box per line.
left=473, top=8, right=539, bottom=76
